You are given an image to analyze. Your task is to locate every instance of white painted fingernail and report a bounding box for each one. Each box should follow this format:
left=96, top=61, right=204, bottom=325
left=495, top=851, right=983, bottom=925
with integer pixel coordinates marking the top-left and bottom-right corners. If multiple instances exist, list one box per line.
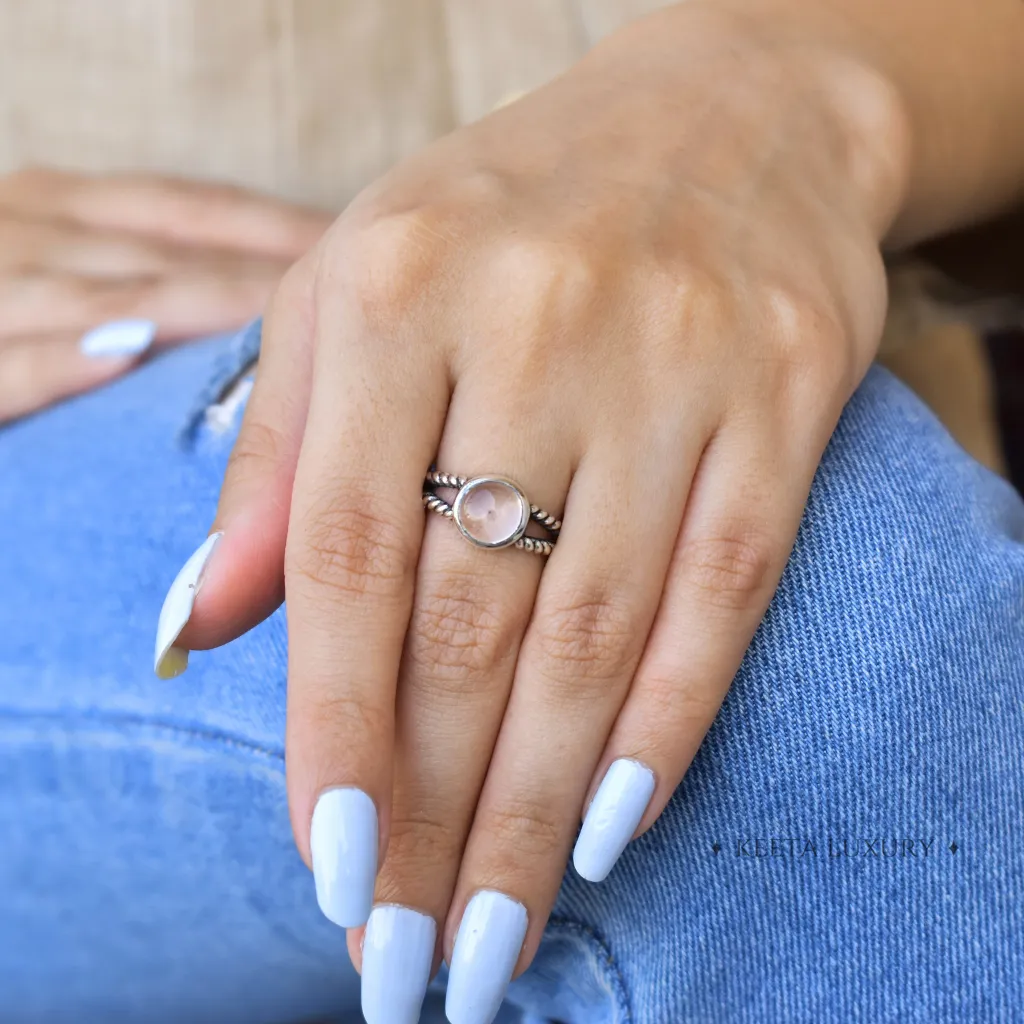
left=445, top=890, right=528, bottom=1024
left=153, top=533, right=222, bottom=679
left=310, top=787, right=378, bottom=928
left=80, top=318, right=157, bottom=358
left=361, top=905, right=436, bottom=1023
left=573, top=758, right=656, bottom=883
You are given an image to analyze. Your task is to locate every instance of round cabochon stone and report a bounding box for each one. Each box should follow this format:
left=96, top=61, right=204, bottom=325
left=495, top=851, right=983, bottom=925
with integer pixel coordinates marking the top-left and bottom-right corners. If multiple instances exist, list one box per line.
left=455, top=478, right=528, bottom=547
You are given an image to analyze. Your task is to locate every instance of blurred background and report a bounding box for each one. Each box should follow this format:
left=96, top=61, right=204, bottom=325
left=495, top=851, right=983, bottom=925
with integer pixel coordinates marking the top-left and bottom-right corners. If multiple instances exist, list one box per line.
left=1, top=0, right=1021, bottom=480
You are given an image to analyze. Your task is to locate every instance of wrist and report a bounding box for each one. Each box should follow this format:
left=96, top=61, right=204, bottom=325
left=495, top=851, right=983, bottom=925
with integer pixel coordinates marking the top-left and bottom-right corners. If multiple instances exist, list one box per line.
left=593, top=2, right=913, bottom=246
left=797, top=43, right=912, bottom=246
left=652, top=0, right=1024, bottom=245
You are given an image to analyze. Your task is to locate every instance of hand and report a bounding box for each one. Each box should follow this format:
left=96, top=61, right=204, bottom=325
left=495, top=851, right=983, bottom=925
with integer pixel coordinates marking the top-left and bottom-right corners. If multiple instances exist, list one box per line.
left=163, top=4, right=909, bottom=1019
left=0, top=168, right=329, bottom=422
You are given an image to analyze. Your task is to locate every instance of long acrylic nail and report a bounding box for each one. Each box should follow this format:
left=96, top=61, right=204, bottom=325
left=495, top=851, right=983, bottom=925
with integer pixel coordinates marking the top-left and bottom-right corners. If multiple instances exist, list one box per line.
left=573, top=758, right=656, bottom=883
left=153, top=533, right=222, bottom=679
left=445, top=890, right=528, bottom=1024
left=361, top=905, right=436, bottom=1024
left=310, top=787, right=378, bottom=928
left=80, top=318, right=157, bottom=358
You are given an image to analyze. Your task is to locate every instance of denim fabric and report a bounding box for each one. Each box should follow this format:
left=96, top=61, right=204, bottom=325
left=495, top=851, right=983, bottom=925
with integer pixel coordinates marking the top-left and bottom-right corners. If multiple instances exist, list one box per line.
left=1, top=321, right=1021, bottom=1023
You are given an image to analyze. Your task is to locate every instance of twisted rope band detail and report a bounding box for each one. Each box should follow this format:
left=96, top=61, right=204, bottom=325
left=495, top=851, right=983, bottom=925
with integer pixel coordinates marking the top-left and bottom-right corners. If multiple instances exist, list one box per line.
left=423, top=470, right=560, bottom=556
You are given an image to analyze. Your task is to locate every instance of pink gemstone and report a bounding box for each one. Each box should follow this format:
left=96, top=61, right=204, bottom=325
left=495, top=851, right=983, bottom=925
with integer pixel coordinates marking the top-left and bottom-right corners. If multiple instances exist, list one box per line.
left=456, top=479, right=527, bottom=547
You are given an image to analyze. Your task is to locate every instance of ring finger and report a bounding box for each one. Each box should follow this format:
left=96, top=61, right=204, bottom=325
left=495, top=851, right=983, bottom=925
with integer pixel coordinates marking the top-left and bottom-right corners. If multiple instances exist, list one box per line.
left=355, top=386, right=573, bottom=1024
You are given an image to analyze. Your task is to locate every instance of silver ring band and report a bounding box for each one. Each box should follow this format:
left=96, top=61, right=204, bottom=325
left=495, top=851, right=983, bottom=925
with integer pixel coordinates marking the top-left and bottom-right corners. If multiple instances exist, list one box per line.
left=423, top=470, right=560, bottom=556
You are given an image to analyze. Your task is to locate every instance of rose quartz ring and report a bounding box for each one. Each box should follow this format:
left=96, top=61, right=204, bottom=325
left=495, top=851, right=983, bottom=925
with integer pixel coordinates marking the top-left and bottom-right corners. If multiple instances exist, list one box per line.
left=423, top=470, right=561, bottom=556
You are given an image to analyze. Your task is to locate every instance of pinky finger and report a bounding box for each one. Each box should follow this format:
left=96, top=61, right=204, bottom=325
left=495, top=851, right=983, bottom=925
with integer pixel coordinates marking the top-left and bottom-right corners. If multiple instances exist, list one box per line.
left=0, top=320, right=156, bottom=422
left=572, top=431, right=816, bottom=882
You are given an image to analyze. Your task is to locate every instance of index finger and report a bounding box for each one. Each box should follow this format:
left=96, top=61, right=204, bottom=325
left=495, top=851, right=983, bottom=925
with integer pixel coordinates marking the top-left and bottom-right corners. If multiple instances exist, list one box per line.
left=284, top=225, right=451, bottom=927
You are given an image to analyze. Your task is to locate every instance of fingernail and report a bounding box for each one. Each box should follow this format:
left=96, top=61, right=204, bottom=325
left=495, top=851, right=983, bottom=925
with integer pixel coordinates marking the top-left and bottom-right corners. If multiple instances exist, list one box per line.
left=445, top=890, right=528, bottom=1024
left=80, top=318, right=157, bottom=358
left=573, top=758, right=656, bottom=883
left=310, top=787, right=378, bottom=928
left=361, top=905, right=436, bottom=1023
left=153, top=533, right=222, bottom=679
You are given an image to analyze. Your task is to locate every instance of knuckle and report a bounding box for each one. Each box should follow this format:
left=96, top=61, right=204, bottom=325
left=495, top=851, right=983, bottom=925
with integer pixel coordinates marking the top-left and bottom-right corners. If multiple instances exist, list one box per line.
left=388, top=807, right=461, bottom=859
left=760, top=285, right=851, bottom=389
left=636, top=662, right=723, bottom=732
left=482, top=799, right=564, bottom=858
left=225, top=417, right=291, bottom=482
left=492, top=235, right=601, bottom=321
left=406, top=572, right=517, bottom=686
left=378, top=807, right=463, bottom=890
left=672, top=261, right=735, bottom=334
left=532, top=586, right=640, bottom=687
left=302, top=692, right=391, bottom=751
left=289, top=492, right=415, bottom=602
left=320, top=209, right=449, bottom=333
left=677, top=528, right=778, bottom=612
left=761, top=285, right=820, bottom=348
left=631, top=664, right=683, bottom=722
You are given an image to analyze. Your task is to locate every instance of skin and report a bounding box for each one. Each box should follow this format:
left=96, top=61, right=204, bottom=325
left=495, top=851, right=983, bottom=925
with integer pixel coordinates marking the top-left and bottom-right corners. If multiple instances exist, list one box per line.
left=0, top=168, right=329, bottom=422
left=177, top=0, right=1024, bottom=985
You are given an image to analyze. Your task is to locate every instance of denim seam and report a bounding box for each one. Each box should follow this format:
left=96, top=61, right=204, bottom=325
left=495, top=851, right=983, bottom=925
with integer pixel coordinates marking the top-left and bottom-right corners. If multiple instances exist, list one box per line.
left=0, top=706, right=284, bottom=766
left=544, top=915, right=634, bottom=1023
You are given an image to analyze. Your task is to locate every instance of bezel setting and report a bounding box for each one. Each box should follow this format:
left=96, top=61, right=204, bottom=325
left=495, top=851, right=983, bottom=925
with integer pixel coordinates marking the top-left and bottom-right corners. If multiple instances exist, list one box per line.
left=452, top=475, right=531, bottom=550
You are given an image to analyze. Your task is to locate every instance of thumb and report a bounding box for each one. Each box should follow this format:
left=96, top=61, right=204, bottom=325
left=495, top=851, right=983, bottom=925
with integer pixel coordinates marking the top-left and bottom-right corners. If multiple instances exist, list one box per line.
left=154, top=257, right=317, bottom=677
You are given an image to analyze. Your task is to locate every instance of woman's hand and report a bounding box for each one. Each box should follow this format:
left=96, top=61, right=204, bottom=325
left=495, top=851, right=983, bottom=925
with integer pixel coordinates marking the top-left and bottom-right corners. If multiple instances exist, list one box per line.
left=164, top=4, right=914, bottom=1019
left=0, top=168, right=329, bottom=422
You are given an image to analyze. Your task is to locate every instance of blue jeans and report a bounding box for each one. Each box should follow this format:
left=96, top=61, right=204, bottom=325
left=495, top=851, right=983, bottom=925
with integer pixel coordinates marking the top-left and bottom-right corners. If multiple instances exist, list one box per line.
left=1, top=322, right=1022, bottom=1023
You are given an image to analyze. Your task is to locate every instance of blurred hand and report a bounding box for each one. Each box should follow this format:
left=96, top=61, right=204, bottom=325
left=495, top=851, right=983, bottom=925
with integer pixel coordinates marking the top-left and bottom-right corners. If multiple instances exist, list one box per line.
left=164, top=4, right=910, bottom=1019
left=0, top=168, right=330, bottom=422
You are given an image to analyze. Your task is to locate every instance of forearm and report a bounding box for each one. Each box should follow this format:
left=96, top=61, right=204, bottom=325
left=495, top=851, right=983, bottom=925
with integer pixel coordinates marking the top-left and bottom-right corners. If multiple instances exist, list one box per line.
left=644, top=0, right=1024, bottom=247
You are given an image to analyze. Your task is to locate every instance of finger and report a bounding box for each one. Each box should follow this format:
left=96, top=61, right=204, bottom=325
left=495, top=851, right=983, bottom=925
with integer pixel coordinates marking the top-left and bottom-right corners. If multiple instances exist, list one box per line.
left=0, top=212, right=294, bottom=280
left=283, top=251, right=450, bottom=930
left=442, top=435, right=699, bottom=1022
left=0, top=262, right=285, bottom=342
left=0, top=168, right=330, bottom=258
left=573, top=424, right=818, bottom=883
left=0, top=327, right=154, bottom=423
left=0, top=215, right=172, bottom=277
left=155, top=254, right=319, bottom=676
left=351, top=389, right=572, bottom=1020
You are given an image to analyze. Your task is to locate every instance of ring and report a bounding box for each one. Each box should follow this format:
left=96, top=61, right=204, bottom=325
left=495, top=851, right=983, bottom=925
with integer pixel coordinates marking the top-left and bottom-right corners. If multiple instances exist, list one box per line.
left=422, top=470, right=561, bottom=556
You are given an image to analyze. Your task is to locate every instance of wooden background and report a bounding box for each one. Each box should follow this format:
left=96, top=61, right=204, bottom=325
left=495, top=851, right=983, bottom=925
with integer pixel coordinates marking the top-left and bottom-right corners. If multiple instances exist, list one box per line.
left=0, top=0, right=669, bottom=208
